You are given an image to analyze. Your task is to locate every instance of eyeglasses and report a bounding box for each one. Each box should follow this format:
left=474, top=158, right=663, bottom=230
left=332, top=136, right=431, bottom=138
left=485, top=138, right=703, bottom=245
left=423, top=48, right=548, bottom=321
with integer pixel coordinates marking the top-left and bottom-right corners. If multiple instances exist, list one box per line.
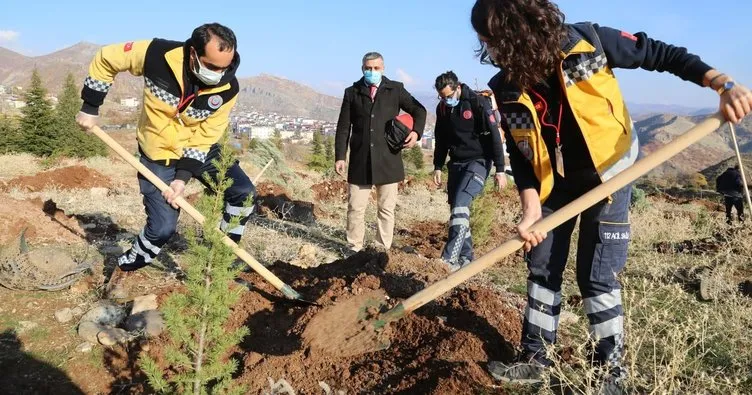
left=437, top=90, right=457, bottom=100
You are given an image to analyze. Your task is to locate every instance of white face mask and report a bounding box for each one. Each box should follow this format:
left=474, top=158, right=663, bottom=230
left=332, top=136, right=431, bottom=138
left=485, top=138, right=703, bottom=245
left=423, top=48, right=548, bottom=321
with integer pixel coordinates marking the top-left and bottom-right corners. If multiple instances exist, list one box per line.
left=192, top=50, right=225, bottom=86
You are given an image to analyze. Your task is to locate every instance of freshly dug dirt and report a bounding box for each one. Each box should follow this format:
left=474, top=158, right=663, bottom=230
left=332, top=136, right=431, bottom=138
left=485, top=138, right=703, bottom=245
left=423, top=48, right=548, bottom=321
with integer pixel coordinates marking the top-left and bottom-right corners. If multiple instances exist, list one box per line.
left=256, top=181, right=316, bottom=224
left=302, top=289, right=393, bottom=358
left=223, top=249, right=523, bottom=394
left=654, top=231, right=735, bottom=255
left=3, top=166, right=113, bottom=192
left=397, top=221, right=447, bottom=259
left=0, top=197, right=85, bottom=245
left=312, top=179, right=348, bottom=202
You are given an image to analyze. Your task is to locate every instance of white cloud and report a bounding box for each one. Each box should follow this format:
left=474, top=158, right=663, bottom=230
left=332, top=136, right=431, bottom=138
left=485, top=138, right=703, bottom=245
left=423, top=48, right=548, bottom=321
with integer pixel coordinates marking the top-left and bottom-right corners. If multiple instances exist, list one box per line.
left=395, top=68, right=415, bottom=85
left=0, top=30, right=20, bottom=42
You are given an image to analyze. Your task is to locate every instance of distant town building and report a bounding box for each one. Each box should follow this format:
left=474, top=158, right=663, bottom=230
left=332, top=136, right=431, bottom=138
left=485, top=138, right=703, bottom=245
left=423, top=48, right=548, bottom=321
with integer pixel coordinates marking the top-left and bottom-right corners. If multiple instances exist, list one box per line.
left=298, top=131, right=314, bottom=143
left=10, top=100, right=26, bottom=109
left=0, top=85, right=6, bottom=94
left=250, top=126, right=275, bottom=140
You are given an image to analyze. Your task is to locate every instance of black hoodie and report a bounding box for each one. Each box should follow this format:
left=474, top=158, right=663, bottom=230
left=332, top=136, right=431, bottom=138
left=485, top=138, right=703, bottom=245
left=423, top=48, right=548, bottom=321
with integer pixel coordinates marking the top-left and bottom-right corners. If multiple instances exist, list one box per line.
left=433, top=84, right=505, bottom=173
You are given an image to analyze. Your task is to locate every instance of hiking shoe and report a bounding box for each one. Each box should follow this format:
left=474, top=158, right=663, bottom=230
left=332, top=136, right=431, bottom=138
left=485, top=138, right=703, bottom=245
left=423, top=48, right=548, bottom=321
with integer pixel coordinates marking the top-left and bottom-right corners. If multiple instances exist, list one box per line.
left=487, top=360, right=546, bottom=384
left=438, top=258, right=462, bottom=273
left=447, top=261, right=462, bottom=273
left=596, top=377, right=626, bottom=395
left=341, top=248, right=360, bottom=259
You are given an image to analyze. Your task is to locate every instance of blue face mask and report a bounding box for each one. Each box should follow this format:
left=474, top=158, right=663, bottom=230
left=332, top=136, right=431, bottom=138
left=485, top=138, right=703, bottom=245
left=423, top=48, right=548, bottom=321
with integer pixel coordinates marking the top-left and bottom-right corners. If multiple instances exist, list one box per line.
left=444, top=94, right=460, bottom=108
left=364, top=70, right=382, bottom=86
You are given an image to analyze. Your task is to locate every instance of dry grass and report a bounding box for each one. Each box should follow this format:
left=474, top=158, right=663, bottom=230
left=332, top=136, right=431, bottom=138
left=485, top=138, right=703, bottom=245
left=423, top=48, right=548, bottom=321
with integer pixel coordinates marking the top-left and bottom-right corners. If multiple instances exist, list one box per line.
left=396, top=185, right=450, bottom=225
left=0, top=153, right=43, bottom=179
left=538, top=199, right=752, bottom=394
left=1, top=147, right=750, bottom=394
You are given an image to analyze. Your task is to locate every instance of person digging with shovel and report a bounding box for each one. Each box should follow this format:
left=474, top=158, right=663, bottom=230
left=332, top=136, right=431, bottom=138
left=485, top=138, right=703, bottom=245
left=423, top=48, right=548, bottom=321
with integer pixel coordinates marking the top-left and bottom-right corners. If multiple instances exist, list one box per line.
left=471, top=0, right=752, bottom=392
left=76, top=23, right=256, bottom=299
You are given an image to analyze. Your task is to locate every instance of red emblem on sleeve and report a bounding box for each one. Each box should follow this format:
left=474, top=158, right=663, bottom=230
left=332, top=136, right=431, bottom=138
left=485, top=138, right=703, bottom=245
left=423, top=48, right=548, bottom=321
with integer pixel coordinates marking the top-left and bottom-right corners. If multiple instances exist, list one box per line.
left=620, top=31, right=637, bottom=41
left=489, top=114, right=496, bottom=124
left=463, top=110, right=473, bottom=120
left=124, top=42, right=133, bottom=52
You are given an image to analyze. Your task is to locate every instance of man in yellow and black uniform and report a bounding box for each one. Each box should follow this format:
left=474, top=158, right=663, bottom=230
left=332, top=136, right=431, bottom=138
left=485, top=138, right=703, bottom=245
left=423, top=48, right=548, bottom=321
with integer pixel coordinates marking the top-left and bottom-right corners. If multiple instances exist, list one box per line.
left=77, top=23, right=255, bottom=298
left=489, top=23, right=732, bottom=385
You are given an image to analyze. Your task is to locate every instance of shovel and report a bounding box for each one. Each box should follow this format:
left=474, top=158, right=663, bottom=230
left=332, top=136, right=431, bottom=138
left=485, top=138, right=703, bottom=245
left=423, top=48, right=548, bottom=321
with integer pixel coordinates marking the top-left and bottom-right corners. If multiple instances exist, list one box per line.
left=89, top=126, right=318, bottom=306
left=304, top=113, right=726, bottom=356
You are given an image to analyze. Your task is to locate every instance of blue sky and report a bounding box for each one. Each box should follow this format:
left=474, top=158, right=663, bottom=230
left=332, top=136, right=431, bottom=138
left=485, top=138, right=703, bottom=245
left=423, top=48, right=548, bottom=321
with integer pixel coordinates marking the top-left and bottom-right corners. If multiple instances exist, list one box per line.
left=1, top=0, right=749, bottom=107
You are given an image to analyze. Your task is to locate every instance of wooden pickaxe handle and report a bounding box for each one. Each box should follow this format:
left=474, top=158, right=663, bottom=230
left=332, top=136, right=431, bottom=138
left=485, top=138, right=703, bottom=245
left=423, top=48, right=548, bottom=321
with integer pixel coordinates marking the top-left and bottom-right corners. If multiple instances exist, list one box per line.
left=384, top=113, right=725, bottom=319
left=89, top=126, right=302, bottom=300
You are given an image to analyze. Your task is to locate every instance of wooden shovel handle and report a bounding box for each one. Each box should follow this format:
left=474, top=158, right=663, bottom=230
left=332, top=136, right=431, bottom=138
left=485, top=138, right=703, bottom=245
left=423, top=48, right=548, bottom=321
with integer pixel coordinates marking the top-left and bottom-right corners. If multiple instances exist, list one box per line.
left=254, top=159, right=274, bottom=184
left=88, top=126, right=300, bottom=299
left=728, top=123, right=752, bottom=217
left=399, top=113, right=726, bottom=314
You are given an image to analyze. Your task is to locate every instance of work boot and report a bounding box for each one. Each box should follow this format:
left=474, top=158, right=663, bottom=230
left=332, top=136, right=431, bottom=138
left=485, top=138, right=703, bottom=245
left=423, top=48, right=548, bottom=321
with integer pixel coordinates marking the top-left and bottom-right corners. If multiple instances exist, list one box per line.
left=596, top=374, right=626, bottom=395
left=439, top=258, right=462, bottom=273
left=487, top=356, right=547, bottom=384
left=104, top=266, right=130, bottom=300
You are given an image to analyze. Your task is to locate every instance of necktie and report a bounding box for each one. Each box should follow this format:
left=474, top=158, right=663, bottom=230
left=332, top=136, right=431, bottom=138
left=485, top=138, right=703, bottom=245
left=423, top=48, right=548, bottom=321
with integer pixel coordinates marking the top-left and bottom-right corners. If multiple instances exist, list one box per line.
left=369, top=85, right=377, bottom=101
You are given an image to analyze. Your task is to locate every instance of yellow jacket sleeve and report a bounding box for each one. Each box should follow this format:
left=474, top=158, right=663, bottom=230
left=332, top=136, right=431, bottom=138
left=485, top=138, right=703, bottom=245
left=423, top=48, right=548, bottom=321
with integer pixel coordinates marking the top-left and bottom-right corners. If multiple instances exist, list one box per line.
left=80, top=40, right=151, bottom=115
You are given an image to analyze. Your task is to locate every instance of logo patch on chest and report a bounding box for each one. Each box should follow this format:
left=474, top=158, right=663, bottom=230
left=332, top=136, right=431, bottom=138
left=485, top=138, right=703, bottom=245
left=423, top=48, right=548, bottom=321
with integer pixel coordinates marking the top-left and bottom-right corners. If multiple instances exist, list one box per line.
left=462, top=110, right=473, bottom=120
left=517, top=140, right=533, bottom=162
left=208, top=95, right=223, bottom=110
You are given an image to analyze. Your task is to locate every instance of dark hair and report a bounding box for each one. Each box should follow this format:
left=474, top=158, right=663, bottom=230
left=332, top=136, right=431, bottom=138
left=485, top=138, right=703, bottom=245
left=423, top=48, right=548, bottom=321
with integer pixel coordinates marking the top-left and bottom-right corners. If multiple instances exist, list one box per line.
left=191, top=23, right=237, bottom=56
left=471, top=0, right=567, bottom=90
left=435, top=71, right=460, bottom=92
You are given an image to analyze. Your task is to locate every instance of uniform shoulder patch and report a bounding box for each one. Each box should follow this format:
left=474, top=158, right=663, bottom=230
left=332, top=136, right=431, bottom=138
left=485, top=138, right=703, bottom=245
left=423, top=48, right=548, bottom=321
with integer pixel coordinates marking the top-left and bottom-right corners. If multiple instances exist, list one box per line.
left=462, top=110, right=473, bottom=120
left=124, top=42, right=134, bottom=52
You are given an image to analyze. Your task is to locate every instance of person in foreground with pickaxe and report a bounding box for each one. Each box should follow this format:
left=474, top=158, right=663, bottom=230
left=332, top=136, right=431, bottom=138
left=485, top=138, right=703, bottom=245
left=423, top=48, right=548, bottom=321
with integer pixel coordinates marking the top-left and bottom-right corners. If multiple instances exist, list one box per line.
left=75, top=23, right=256, bottom=299
left=470, top=0, right=752, bottom=392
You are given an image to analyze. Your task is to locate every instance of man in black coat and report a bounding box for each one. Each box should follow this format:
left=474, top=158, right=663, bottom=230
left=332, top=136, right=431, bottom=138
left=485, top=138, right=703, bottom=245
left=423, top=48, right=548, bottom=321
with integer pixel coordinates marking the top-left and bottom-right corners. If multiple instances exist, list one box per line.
left=716, top=165, right=745, bottom=224
left=334, top=52, right=427, bottom=252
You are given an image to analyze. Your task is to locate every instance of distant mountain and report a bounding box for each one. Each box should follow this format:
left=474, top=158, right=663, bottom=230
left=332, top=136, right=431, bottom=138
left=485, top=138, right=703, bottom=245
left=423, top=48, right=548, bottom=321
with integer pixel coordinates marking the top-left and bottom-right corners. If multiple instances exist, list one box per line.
left=636, top=114, right=752, bottom=176
left=626, top=102, right=715, bottom=117
left=701, top=153, right=752, bottom=184
left=0, top=43, right=142, bottom=102
left=236, top=74, right=341, bottom=121
left=0, top=43, right=342, bottom=122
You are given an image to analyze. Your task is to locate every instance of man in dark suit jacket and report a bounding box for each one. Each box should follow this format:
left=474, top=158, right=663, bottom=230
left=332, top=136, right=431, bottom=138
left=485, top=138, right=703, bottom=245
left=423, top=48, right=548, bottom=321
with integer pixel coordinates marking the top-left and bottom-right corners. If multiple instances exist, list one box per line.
left=334, top=52, right=427, bottom=253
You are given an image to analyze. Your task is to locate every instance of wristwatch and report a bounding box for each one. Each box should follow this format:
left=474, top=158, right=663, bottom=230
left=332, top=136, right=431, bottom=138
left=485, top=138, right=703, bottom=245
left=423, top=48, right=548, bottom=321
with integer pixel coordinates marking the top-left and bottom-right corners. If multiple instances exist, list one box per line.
left=717, top=80, right=736, bottom=95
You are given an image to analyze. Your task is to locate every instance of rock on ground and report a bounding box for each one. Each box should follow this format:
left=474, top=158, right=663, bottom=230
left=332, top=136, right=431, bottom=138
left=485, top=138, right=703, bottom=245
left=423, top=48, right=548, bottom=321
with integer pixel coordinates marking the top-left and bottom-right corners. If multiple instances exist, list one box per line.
left=97, top=328, right=131, bottom=346
left=80, top=301, right=126, bottom=327
left=130, top=294, right=158, bottom=315
left=124, top=310, right=164, bottom=338
left=78, top=321, right=106, bottom=344
left=54, top=308, right=74, bottom=323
